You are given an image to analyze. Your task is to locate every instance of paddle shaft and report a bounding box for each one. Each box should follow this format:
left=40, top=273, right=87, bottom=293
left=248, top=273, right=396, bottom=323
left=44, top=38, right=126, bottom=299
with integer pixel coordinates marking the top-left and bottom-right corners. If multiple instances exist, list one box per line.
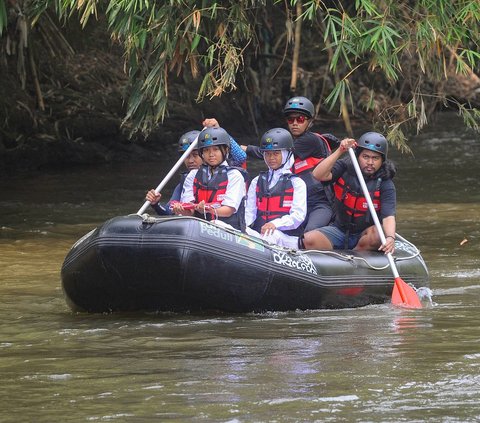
left=136, top=138, right=199, bottom=216
left=347, top=148, right=399, bottom=278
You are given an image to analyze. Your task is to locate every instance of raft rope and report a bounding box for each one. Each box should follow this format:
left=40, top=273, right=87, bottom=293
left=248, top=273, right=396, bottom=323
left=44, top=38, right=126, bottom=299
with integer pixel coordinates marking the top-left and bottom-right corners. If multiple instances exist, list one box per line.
left=137, top=214, right=422, bottom=272
left=300, top=233, right=422, bottom=271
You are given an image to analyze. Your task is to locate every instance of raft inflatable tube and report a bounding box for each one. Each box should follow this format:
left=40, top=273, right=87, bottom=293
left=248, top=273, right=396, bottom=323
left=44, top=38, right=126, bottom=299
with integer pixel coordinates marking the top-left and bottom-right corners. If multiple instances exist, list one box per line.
left=61, top=214, right=429, bottom=313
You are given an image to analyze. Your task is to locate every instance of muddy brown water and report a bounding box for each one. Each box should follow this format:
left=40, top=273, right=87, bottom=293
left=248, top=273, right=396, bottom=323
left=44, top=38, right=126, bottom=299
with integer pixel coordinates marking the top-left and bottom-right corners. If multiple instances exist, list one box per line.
left=1, top=114, right=479, bottom=422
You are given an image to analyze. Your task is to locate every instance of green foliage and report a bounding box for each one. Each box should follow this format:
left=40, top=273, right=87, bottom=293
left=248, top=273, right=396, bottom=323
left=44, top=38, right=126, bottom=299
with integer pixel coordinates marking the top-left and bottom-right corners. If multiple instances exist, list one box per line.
left=6, top=0, right=480, bottom=142
left=318, top=0, right=480, bottom=149
left=0, top=0, right=7, bottom=34
left=45, top=0, right=261, bottom=134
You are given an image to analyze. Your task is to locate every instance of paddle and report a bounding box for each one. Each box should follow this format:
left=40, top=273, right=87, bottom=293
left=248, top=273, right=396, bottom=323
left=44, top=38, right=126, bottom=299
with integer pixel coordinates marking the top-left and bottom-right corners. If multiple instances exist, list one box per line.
left=348, top=148, right=422, bottom=309
left=136, top=132, right=202, bottom=216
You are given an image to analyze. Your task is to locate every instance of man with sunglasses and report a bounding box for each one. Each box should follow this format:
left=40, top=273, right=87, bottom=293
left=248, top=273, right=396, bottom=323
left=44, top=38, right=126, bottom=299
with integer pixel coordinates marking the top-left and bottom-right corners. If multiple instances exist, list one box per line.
left=302, top=132, right=397, bottom=254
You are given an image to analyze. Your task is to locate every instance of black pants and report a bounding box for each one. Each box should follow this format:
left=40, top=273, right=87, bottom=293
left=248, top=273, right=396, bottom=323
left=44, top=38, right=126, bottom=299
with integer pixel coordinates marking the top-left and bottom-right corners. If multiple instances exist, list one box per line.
left=304, top=203, right=333, bottom=232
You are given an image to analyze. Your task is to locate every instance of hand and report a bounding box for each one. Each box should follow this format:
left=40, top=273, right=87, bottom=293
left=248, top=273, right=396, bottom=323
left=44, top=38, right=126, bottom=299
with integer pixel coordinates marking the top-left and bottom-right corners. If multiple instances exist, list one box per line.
left=379, top=236, right=396, bottom=255
left=260, top=222, right=276, bottom=236
left=146, top=189, right=161, bottom=205
left=202, top=118, right=220, bottom=128
left=339, top=138, right=357, bottom=153
left=241, top=145, right=247, bottom=152
left=194, top=200, right=208, bottom=214
left=171, top=202, right=186, bottom=215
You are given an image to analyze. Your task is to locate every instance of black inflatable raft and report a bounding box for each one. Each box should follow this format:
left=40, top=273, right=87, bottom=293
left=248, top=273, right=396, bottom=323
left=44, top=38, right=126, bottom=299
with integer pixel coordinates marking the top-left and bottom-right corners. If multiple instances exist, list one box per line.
left=61, top=214, right=429, bottom=313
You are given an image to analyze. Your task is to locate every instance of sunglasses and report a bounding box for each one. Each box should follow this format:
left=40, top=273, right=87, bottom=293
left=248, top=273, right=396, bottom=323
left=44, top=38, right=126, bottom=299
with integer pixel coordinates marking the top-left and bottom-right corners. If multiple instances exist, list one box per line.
left=286, top=115, right=308, bottom=124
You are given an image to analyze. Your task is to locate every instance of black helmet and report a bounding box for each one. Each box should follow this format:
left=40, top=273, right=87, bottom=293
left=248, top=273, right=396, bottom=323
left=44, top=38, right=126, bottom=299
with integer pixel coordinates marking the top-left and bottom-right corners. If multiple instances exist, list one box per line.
left=283, top=96, right=315, bottom=118
left=260, top=128, right=293, bottom=151
left=198, top=127, right=231, bottom=150
left=178, top=130, right=200, bottom=152
left=357, top=132, right=388, bottom=158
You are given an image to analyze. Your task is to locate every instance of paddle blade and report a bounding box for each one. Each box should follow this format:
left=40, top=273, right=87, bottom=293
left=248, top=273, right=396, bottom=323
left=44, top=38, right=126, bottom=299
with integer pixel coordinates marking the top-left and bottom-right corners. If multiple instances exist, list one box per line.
left=391, top=277, right=423, bottom=309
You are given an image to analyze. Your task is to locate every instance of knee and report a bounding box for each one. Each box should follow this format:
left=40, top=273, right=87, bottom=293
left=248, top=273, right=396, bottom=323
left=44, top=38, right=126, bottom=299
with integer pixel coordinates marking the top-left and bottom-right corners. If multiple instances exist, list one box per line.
left=302, top=232, right=315, bottom=249
left=355, top=227, right=381, bottom=250
left=302, top=230, right=330, bottom=250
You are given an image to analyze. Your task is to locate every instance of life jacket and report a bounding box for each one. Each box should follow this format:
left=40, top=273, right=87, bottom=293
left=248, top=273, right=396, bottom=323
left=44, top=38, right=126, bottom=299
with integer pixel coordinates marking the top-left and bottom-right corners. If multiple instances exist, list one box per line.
left=193, top=164, right=247, bottom=231
left=252, top=172, right=302, bottom=236
left=292, top=133, right=333, bottom=208
left=333, top=165, right=382, bottom=234
left=292, top=133, right=332, bottom=174
left=179, top=171, right=188, bottom=185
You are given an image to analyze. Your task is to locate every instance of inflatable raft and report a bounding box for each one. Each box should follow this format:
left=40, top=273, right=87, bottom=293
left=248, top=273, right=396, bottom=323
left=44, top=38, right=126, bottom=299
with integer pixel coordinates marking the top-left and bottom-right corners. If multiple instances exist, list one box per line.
left=61, top=214, right=429, bottom=313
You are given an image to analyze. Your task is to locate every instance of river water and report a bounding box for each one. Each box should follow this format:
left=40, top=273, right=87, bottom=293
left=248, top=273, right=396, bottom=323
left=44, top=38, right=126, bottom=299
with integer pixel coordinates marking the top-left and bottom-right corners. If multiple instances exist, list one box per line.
left=1, top=113, right=479, bottom=422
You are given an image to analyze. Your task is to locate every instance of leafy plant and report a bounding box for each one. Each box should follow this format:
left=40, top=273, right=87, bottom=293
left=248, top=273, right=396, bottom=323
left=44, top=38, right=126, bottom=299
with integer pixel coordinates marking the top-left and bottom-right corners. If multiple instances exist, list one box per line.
left=4, top=0, right=480, bottom=145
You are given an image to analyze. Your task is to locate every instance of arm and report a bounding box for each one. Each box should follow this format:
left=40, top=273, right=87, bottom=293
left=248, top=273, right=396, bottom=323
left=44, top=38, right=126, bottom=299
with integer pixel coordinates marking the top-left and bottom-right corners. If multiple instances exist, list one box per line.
left=146, top=189, right=170, bottom=216
left=244, top=177, right=259, bottom=227
left=380, top=215, right=396, bottom=254
left=151, top=203, right=170, bottom=216
left=155, top=182, right=183, bottom=216
left=312, top=138, right=356, bottom=181
left=244, top=144, right=263, bottom=160
left=219, top=169, right=246, bottom=216
left=173, top=170, right=196, bottom=216
left=228, top=136, right=247, bottom=167
left=382, top=215, right=396, bottom=240
left=379, top=179, right=396, bottom=254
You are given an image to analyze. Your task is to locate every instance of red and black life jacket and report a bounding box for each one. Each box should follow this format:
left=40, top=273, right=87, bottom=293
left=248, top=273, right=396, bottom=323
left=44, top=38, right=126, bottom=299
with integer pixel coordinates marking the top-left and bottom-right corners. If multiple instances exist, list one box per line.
left=291, top=133, right=332, bottom=174
left=193, top=164, right=247, bottom=231
left=333, top=169, right=382, bottom=233
left=291, top=133, right=333, bottom=208
left=252, top=172, right=302, bottom=236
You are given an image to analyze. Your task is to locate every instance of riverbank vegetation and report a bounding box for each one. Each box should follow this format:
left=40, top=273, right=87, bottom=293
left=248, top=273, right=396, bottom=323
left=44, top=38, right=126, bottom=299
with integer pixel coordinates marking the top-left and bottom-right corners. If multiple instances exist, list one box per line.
left=1, top=1, right=479, bottom=171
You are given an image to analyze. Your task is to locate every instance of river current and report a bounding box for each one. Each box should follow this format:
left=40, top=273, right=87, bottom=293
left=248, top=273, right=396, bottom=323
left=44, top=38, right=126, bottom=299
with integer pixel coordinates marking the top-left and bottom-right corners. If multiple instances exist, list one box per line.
left=1, top=113, right=479, bottom=422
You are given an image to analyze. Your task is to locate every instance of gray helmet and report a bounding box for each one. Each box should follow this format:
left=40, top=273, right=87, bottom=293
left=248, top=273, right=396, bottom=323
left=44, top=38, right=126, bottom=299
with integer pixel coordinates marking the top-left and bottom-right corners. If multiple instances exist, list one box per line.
left=260, top=128, right=293, bottom=151
left=357, top=132, right=388, bottom=158
left=283, top=96, right=315, bottom=118
left=198, top=127, right=231, bottom=150
left=178, top=130, right=200, bottom=152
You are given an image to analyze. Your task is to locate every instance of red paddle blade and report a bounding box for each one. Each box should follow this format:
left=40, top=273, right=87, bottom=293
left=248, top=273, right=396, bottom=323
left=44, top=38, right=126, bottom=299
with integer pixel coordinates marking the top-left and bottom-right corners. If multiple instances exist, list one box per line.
left=391, top=277, right=423, bottom=309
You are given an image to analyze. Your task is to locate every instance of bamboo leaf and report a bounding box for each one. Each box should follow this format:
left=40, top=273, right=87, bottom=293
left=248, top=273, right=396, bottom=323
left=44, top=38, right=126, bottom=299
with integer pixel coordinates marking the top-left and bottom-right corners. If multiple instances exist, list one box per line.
left=0, top=0, right=7, bottom=35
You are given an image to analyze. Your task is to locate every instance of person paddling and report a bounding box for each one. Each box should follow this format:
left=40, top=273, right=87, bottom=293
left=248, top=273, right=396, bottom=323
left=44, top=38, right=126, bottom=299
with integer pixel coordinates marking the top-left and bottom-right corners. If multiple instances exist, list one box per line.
left=245, top=128, right=307, bottom=249
left=172, top=127, right=247, bottom=231
left=302, top=132, right=397, bottom=254
left=145, top=119, right=246, bottom=216
left=145, top=130, right=203, bottom=215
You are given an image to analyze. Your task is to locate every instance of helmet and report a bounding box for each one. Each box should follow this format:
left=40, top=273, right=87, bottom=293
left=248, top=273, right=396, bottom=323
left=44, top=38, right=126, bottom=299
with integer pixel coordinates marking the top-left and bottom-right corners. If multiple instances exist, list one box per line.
left=198, top=127, right=231, bottom=150
left=178, top=130, right=200, bottom=152
left=260, top=128, right=293, bottom=151
left=283, top=96, right=315, bottom=118
left=357, top=132, right=388, bottom=158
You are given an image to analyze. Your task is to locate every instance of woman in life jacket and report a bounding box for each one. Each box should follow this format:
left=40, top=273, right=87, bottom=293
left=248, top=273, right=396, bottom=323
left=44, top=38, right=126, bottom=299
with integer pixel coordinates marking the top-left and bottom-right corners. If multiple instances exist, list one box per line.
left=245, top=128, right=307, bottom=249
left=145, top=130, right=203, bottom=215
left=173, top=126, right=247, bottom=231
left=302, top=132, right=397, bottom=254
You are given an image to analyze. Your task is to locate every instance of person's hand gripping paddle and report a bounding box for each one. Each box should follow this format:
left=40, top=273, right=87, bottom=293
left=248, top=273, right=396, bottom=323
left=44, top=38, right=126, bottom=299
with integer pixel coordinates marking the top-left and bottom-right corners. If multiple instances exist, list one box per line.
left=348, top=148, right=422, bottom=308
left=137, top=130, right=204, bottom=216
